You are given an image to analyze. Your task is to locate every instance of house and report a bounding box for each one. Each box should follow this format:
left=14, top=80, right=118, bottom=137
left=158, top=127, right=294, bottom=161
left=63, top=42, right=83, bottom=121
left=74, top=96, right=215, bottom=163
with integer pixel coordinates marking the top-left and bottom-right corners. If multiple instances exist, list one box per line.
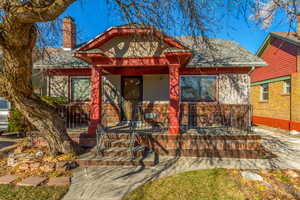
left=251, top=15, right=300, bottom=132
left=34, top=17, right=266, bottom=135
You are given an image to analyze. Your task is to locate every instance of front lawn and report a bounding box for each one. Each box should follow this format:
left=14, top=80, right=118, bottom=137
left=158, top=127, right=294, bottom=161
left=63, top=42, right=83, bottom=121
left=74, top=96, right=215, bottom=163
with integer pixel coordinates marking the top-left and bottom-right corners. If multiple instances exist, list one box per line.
left=0, top=185, right=68, bottom=200
left=123, top=169, right=245, bottom=200
left=123, top=169, right=300, bottom=200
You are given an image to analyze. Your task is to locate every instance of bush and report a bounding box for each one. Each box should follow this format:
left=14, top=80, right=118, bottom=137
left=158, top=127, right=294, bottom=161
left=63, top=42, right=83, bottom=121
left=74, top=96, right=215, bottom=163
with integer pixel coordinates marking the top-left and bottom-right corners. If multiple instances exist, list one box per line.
left=8, top=105, right=30, bottom=134
left=39, top=96, right=68, bottom=107
left=8, top=96, right=68, bottom=134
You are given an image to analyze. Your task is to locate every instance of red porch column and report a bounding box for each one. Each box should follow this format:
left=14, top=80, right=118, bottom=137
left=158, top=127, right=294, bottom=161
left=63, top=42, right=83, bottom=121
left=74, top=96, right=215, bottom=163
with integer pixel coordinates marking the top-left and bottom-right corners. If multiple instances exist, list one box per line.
left=168, top=64, right=181, bottom=134
left=88, top=66, right=102, bottom=134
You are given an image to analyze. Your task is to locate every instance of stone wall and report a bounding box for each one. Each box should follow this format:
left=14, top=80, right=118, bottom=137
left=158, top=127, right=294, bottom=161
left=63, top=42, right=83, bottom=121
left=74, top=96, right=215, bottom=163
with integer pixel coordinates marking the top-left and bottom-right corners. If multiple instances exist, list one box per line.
left=218, top=74, right=250, bottom=104
left=49, top=75, right=69, bottom=98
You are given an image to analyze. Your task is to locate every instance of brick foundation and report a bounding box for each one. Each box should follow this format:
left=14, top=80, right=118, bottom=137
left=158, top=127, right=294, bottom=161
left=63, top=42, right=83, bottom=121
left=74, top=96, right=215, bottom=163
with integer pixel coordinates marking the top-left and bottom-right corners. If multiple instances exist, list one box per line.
left=32, top=133, right=268, bottom=159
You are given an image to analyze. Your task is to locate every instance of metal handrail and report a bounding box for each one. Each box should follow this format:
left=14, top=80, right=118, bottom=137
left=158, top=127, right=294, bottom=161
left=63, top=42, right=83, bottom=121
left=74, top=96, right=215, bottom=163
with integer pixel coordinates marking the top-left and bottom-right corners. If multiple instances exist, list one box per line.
left=129, top=121, right=138, bottom=160
left=96, top=124, right=107, bottom=157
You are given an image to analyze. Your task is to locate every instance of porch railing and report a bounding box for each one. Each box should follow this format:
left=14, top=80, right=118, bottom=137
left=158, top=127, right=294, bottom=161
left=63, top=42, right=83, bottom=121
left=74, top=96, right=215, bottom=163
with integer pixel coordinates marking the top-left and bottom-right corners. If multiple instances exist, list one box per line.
left=57, top=104, right=90, bottom=129
left=58, top=103, right=253, bottom=134
left=180, top=104, right=252, bottom=134
left=101, top=103, right=169, bottom=134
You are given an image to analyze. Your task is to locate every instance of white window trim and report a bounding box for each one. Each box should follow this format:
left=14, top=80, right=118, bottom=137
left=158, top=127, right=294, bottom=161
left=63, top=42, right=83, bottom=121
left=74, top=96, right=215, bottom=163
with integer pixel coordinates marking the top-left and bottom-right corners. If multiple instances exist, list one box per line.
left=260, top=83, right=269, bottom=101
left=283, top=80, right=291, bottom=94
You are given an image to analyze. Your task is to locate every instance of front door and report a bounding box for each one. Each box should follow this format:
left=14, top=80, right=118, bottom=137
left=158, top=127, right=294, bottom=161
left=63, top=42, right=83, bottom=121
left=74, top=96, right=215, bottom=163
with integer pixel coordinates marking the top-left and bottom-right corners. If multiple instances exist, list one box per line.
left=121, top=76, right=143, bottom=121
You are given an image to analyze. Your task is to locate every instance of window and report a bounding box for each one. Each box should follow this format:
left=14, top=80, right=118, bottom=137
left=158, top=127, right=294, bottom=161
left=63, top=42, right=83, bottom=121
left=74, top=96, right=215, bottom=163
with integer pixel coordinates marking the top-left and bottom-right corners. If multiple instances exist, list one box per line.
left=0, top=99, right=9, bottom=110
left=71, top=77, right=91, bottom=101
left=180, top=76, right=216, bottom=102
left=283, top=80, right=291, bottom=94
left=260, top=83, right=269, bottom=101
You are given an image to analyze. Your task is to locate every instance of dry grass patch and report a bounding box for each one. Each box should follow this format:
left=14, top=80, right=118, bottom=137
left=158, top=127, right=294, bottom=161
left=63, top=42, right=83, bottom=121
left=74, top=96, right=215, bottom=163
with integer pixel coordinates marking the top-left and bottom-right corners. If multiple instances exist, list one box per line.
left=124, top=169, right=300, bottom=200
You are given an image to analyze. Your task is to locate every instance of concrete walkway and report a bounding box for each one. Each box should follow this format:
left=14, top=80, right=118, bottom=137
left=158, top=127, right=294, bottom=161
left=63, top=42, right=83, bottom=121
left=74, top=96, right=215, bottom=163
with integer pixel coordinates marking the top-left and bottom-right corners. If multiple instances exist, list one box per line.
left=63, top=129, right=300, bottom=200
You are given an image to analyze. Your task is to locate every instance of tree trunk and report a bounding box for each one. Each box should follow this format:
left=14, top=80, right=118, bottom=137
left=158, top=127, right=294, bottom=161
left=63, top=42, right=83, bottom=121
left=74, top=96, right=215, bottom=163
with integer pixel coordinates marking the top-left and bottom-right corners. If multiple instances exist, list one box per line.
left=2, top=23, right=78, bottom=155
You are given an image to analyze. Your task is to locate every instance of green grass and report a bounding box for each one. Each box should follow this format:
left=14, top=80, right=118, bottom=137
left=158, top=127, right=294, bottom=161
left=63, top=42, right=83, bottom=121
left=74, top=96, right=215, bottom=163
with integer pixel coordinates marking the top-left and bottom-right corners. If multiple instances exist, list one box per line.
left=0, top=185, right=68, bottom=200
left=123, top=169, right=246, bottom=200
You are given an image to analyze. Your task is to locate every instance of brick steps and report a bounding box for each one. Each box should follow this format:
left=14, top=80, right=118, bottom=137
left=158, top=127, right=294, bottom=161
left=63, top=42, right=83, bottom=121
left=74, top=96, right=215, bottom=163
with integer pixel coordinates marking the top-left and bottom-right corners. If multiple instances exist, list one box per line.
left=94, top=146, right=147, bottom=157
left=76, top=151, right=156, bottom=167
left=110, top=139, right=131, bottom=148
left=155, top=149, right=274, bottom=159
left=76, top=138, right=156, bottom=166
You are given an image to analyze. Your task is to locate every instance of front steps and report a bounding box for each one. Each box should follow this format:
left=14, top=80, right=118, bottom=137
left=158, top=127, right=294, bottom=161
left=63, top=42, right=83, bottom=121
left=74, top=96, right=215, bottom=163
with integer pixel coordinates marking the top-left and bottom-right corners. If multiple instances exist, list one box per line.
left=76, top=137, right=157, bottom=167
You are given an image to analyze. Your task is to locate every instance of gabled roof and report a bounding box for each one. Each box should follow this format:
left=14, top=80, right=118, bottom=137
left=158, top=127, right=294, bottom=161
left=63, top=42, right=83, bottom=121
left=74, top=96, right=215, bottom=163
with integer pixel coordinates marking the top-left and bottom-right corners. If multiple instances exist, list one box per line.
left=257, top=32, right=300, bottom=57
left=271, top=32, right=300, bottom=46
left=176, top=36, right=266, bottom=67
left=78, top=24, right=187, bottom=51
left=33, top=24, right=266, bottom=69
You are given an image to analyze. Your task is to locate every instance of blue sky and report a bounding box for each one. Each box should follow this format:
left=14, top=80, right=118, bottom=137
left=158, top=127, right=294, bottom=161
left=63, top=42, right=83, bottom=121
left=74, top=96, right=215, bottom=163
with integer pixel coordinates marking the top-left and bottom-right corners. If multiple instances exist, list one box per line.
left=62, top=0, right=294, bottom=54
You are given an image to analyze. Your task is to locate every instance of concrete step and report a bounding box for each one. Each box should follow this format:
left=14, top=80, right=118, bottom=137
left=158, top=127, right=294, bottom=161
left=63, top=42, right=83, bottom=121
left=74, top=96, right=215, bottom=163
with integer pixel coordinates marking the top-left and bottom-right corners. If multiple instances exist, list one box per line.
left=94, top=146, right=147, bottom=157
left=110, top=139, right=131, bottom=148
left=76, top=151, right=156, bottom=166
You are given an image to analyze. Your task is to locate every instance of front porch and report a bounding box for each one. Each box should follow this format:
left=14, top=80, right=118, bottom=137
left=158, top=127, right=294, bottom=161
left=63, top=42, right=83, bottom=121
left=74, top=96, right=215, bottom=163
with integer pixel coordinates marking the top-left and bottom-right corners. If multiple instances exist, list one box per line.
left=62, top=103, right=252, bottom=136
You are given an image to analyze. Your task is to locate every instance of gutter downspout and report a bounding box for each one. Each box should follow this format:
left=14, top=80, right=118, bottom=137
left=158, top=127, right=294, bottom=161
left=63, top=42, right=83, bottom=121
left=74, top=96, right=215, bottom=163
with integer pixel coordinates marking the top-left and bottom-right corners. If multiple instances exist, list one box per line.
left=248, top=66, right=256, bottom=131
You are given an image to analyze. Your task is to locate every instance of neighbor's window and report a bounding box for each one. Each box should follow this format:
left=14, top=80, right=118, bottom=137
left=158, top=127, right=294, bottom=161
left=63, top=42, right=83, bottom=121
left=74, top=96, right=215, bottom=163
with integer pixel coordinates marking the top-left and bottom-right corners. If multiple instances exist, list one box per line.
left=180, top=76, right=216, bottom=102
left=260, top=83, right=269, bottom=101
left=283, top=80, right=291, bottom=94
left=0, top=99, right=9, bottom=110
left=71, top=77, right=91, bottom=101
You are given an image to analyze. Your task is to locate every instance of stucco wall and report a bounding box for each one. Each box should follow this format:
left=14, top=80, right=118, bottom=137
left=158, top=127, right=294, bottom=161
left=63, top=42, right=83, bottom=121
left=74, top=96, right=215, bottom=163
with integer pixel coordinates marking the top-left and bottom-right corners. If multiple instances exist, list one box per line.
left=143, top=75, right=169, bottom=101
left=218, top=74, right=250, bottom=105
left=103, top=75, right=121, bottom=104
left=49, top=75, right=69, bottom=99
left=99, top=35, right=170, bottom=58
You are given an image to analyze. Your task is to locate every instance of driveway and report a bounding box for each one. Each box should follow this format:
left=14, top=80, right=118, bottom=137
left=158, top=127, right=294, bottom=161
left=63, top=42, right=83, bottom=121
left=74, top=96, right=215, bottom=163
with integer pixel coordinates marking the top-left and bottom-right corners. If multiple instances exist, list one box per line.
left=63, top=129, right=300, bottom=200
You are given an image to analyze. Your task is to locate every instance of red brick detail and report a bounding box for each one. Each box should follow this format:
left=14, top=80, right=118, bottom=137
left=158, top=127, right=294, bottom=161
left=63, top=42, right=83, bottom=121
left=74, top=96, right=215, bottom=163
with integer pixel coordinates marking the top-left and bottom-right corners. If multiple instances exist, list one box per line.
left=46, top=68, right=91, bottom=76
left=182, top=67, right=252, bottom=75
left=88, top=67, right=102, bottom=134
left=168, top=64, right=180, bottom=134
left=252, top=115, right=300, bottom=131
left=251, top=37, right=298, bottom=83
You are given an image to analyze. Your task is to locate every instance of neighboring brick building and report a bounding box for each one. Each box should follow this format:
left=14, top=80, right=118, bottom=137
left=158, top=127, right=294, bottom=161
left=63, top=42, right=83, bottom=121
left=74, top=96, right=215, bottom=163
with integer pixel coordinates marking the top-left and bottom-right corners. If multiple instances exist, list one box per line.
left=251, top=15, right=300, bottom=132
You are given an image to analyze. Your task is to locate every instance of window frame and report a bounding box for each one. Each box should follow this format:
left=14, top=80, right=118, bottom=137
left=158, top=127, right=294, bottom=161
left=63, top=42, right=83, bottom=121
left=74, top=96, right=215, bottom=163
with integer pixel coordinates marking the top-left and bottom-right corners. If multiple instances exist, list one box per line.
left=180, top=75, right=217, bottom=103
left=260, top=83, right=269, bottom=101
left=70, top=76, right=91, bottom=102
left=283, top=79, right=291, bottom=95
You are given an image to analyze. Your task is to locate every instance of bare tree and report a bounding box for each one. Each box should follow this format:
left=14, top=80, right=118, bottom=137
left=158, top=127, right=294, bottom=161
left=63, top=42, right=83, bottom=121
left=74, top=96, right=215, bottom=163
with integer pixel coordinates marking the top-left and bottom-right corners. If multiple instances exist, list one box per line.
left=0, top=0, right=298, bottom=155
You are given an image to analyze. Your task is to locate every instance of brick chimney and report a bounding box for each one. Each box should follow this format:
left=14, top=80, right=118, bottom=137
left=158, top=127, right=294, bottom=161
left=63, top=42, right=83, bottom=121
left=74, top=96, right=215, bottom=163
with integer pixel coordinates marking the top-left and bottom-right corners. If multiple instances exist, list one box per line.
left=63, top=16, right=76, bottom=50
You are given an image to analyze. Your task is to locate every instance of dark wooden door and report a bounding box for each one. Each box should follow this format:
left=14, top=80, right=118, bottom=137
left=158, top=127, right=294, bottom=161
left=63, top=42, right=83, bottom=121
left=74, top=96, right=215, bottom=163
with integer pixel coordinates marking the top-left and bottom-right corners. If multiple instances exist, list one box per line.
left=121, top=76, right=143, bottom=121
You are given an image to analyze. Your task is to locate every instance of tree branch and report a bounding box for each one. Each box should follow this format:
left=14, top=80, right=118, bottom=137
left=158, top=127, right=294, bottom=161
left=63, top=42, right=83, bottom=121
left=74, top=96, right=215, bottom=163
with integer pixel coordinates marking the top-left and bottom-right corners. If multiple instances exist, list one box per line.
left=11, top=0, right=77, bottom=23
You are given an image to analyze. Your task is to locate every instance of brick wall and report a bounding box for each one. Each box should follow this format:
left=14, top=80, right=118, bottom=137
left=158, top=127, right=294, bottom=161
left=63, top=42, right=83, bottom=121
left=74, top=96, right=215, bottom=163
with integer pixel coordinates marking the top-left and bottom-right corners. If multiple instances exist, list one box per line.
left=251, top=80, right=291, bottom=120
left=291, top=73, right=300, bottom=122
